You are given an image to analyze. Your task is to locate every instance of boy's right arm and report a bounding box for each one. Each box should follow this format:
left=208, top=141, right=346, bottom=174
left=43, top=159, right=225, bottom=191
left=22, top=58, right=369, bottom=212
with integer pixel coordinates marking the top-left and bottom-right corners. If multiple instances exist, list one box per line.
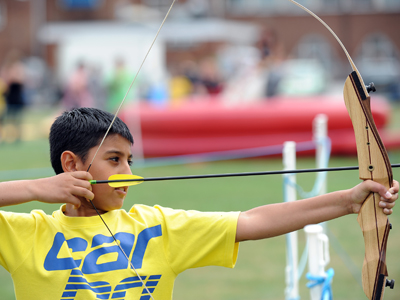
left=0, top=172, right=94, bottom=208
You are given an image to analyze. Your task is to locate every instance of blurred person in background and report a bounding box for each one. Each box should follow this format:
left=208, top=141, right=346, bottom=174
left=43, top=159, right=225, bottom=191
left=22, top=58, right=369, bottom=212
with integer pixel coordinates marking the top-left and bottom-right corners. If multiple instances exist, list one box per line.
left=169, top=63, right=193, bottom=106
left=257, top=29, right=287, bottom=98
left=107, top=58, right=135, bottom=113
left=62, top=61, right=93, bottom=110
left=199, top=57, right=223, bottom=96
left=219, top=45, right=268, bottom=104
left=88, top=64, right=107, bottom=110
left=0, top=50, right=26, bottom=143
left=181, top=60, right=205, bottom=96
left=169, top=60, right=207, bottom=105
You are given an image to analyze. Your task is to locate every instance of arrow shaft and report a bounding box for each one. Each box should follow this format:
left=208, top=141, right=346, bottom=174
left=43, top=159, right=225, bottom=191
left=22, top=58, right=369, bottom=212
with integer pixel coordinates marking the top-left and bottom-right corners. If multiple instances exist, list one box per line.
left=91, top=163, right=400, bottom=184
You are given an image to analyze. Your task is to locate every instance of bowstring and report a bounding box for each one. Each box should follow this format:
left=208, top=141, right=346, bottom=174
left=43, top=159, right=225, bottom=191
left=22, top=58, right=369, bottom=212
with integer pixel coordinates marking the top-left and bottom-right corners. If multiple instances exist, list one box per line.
left=88, top=200, right=153, bottom=297
left=86, top=1, right=177, bottom=299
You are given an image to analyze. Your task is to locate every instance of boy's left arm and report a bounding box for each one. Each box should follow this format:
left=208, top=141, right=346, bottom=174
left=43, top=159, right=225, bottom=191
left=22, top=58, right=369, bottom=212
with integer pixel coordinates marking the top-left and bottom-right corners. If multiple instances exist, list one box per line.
left=236, top=180, right=398, bottom=242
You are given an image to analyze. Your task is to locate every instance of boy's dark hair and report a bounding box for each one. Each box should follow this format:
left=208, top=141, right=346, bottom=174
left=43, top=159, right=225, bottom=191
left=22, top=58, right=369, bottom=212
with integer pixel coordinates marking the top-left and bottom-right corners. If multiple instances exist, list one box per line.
left=50, top=107, right=134, bottom=174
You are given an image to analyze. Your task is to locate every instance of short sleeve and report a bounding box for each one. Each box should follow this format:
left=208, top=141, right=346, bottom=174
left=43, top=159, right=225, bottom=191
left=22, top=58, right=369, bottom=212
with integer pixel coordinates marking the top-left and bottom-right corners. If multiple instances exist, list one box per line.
left=0, top=211, right=40, bottom=272
left=154, top=206, right=240, bottom=275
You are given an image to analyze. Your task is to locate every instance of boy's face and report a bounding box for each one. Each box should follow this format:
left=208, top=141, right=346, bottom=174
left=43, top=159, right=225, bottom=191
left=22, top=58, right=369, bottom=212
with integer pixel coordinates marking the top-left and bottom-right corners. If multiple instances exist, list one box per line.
left=79, top=134, right=133, bottom=213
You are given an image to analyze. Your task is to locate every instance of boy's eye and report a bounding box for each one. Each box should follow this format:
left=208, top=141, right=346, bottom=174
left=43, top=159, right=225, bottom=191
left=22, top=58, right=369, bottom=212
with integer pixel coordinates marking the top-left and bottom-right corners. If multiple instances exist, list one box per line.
left=110, top=157, right=119, bottom=162
left=109, top=157, right=132, bottom=166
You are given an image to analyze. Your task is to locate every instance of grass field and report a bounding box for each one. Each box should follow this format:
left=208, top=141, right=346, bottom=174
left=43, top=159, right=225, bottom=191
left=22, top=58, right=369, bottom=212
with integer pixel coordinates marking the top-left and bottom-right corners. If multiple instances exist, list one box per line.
left=0, top=105, right=399, bottom=300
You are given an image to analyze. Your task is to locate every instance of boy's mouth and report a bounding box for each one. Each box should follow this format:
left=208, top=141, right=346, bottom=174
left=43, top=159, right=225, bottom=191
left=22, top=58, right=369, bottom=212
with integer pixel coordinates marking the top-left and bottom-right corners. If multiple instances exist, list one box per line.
left=115, top=187, right=128, bottom=193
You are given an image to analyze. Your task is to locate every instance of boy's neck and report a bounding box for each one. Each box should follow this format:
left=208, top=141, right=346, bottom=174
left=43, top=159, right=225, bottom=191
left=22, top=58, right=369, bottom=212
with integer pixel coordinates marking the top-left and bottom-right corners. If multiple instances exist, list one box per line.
left=64, top=202, right=107, bottom=217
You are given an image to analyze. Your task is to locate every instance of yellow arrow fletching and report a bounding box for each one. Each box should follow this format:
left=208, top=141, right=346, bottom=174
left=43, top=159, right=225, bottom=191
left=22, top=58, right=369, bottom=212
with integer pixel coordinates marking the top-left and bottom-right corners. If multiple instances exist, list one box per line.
left=107, top=174, right=144, bottom=187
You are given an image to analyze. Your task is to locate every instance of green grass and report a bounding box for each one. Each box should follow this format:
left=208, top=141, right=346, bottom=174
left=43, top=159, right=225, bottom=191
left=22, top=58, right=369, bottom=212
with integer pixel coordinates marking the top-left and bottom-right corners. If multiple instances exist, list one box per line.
left=0, top=103, right=400, bottom=299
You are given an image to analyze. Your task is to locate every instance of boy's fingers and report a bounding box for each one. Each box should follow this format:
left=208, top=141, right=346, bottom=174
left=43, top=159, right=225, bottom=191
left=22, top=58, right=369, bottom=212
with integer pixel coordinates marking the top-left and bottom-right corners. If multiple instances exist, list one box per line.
left=376, top=179, right=398, bottom=215
left=72, top=186, right=94, bottom=201
left=379, top=200, right=395, bottom=209
left=363, top=180, right=389, bottom=198
left=65, top=195, right=81, bottom=209
left=74, top=178, right=92, bottom=191
left=380, top=194, right=397, bottom=204
left=388, top=181, right=399, bottom=199
left=71, top=171, right=93, bottom=181
left=391, top=180, right=399, bottom=192
left=367, top=180, right=398, bottom=200
left=383, top=208, right=393, bottom=215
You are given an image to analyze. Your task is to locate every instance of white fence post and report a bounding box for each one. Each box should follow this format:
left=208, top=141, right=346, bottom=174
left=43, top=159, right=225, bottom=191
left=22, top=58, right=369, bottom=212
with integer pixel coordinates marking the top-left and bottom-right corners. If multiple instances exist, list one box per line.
left=304, top=224, right=330, bottom=300
left=313, top=114, right=328, bottom=196
left=282, top=115, right=330, bottom=300
left=283, top=141, right=299, bottom=300
left=313, top=114, right=328, bottom=235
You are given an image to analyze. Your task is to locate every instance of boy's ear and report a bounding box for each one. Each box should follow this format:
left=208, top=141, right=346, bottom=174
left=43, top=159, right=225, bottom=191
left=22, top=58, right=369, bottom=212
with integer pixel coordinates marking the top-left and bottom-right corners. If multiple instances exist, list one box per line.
left=61, top=151, right=81, bottom=172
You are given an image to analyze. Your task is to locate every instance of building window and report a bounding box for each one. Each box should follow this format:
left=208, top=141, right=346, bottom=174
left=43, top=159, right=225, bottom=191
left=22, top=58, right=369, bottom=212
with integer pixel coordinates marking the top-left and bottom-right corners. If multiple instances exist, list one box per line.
left=356, top=33, right=400, bottom=99
left=358, top=33, right=399, bottom=60
left=293, top=34, right=339, bottom=74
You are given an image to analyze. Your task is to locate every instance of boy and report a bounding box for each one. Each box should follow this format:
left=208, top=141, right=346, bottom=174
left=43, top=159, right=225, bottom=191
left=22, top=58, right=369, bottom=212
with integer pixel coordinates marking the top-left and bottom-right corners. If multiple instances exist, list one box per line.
left=0, top=107, right=397, bottom=300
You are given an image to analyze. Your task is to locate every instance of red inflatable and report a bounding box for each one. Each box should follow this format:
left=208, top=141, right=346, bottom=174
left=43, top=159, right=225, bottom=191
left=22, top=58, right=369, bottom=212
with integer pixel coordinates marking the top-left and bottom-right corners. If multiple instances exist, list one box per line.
left=119, top=96, right=400, bottom=157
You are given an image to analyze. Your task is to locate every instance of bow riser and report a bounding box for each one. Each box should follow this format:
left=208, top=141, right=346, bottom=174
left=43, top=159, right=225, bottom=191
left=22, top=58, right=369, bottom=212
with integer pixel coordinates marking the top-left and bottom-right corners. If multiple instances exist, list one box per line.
left=344, top=72, right=392, bottom=185
left=343, top=71, right=392, bottom=300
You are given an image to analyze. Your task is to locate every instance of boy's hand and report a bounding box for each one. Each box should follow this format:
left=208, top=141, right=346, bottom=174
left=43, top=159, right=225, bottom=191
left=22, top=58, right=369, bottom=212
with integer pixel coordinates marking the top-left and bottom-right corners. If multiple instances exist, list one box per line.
left=349, top=180, right=398, bottom=215
left=33, top=172, right=94, bottom=208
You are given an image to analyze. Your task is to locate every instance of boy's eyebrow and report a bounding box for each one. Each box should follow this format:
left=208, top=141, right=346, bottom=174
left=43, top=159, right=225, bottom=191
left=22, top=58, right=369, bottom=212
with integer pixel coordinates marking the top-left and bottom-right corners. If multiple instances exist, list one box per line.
left=104, top=150, right=133, bottom=158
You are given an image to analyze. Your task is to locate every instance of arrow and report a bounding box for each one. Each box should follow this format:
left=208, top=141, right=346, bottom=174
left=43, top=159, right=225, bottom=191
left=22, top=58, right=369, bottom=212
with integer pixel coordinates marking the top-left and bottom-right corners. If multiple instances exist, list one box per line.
left=91, top=174, right=144, bottom=187
left=89, top=163, right=400, bottom=188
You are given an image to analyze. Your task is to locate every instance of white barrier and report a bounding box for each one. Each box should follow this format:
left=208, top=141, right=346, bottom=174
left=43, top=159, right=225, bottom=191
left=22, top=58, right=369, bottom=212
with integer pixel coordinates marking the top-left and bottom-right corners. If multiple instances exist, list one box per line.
left=283, top=141, right=299, bottom=300
left=283, top=114, right=330, bottom=300
left=304, top=225, right=330, bottom=300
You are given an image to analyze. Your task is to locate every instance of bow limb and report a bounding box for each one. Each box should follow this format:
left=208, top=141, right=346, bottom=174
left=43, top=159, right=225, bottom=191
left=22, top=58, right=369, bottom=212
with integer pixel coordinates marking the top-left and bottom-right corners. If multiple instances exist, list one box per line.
left=343, top=70, right=393, bottom=300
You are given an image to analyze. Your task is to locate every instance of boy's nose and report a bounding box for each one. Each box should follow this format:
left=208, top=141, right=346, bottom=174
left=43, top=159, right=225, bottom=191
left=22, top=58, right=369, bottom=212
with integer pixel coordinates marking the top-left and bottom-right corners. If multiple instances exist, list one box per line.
left=122, top=163, right=132, bottom=175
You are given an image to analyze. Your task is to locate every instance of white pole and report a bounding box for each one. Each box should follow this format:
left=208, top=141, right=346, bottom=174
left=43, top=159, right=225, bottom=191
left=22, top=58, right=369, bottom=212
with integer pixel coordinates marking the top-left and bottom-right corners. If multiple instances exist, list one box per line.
left=313, top=114, right=328, bottom=196
left=283, top=141, right=299, bottom=300
left=313, top=114, right=328, bottom=233
left=304, top=224, right=330, bottom=300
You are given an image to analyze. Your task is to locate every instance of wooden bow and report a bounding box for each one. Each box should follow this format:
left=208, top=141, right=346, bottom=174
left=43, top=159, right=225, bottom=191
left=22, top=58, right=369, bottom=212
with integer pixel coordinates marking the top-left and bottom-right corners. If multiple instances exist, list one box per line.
left=288, top=1, right=395, bottom=299
left=344, top=68, right=394, bottom=300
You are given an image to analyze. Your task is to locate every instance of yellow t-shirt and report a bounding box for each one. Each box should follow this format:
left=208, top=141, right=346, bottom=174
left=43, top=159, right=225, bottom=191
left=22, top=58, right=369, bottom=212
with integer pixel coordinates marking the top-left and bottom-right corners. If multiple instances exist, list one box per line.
left=0, top=204, right=239, bottom=300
